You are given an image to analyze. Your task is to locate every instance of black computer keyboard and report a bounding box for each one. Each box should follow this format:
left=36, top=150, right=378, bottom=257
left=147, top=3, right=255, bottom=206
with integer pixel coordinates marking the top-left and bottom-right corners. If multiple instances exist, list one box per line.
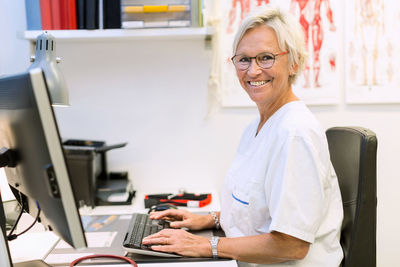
left=122, top=213, right=181, bottom=257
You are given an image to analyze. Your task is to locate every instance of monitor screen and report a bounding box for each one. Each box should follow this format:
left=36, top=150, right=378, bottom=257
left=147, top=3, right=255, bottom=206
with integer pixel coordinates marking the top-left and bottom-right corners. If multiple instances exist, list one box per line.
left=0, top=68, right=86, bottom=249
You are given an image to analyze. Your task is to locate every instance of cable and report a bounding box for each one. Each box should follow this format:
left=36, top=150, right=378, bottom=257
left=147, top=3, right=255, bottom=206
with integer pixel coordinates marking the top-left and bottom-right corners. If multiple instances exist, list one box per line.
left=7, top=200, right=25, bottom=236
left=70, top=254, right=138, bottom=267
left=7, top=201, right=41, bottom=241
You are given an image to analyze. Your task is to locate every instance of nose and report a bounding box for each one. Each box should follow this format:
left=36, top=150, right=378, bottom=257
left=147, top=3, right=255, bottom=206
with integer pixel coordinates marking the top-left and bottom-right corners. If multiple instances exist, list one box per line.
left=247, top=58, right=262, bottom=76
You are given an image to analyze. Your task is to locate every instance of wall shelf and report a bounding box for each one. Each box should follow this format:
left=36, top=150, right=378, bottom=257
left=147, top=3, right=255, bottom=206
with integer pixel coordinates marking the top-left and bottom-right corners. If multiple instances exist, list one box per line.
left=19, top=27, right=214, bottom=42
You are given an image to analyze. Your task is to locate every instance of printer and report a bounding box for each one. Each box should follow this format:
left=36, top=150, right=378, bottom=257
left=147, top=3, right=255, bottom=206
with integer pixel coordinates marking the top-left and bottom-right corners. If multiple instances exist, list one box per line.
left=63, top=139, right=134, bottom=208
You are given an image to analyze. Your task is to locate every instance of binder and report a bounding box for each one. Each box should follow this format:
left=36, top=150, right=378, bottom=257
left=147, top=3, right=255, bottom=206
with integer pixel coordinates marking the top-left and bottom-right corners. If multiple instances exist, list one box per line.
left=60, top=0, right=69, bottom=29
left=103, top=0, right=121, bottom=29
left=39, top=0, right=52, bottom=30
left=25, top=0, right=42, bottom=30
left=59, top=0, right=77, bottom=29
left=76, top=0, right=85, bottom=29
left=50, top=0, right=62, bottom=29
left=68, top=0, right=77, bottom=29
left=85, top=0, right=99, bottom=29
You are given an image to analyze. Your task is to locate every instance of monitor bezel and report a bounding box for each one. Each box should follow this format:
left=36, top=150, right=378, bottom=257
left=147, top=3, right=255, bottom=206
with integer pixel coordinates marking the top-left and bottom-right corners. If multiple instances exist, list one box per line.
left=0, top=68, right=86, bottom=250
left=29, top=68, right=86, bottom=248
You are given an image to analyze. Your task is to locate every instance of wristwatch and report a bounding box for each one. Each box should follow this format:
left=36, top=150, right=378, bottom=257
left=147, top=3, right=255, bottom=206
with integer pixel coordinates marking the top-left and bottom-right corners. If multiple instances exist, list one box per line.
left=210, top=236, right=220, bottom=259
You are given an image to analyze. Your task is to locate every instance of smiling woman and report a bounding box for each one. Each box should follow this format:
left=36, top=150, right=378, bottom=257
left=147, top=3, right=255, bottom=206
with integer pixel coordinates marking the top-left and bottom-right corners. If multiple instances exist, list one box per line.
left=141, top=7, right=344, bottom=267
left=234, top=25, right=295, bottom=124
left=230, top=8, right=306, bottom=131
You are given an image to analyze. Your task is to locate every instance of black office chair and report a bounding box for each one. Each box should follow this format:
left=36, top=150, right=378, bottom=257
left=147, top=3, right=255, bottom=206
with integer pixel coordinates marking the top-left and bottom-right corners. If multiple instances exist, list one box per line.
left=326, top=127, right=377, bottom=267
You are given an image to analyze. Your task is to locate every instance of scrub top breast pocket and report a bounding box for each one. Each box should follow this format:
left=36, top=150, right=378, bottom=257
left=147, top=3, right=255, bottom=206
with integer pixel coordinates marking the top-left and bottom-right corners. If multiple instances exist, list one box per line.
left=227, top=153, right=271, bottom=237
left=228, top=174, right=252, bottom=237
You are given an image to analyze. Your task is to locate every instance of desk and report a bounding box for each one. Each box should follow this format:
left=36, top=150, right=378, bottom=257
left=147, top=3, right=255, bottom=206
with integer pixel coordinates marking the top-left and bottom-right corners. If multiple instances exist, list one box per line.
left=71, top=263, right=236, bottom=267
left=9, top=191, right=237, bottom=267
left=79, top=191, right=221, bottom=215
left=60, top=262, right=237, bottom=267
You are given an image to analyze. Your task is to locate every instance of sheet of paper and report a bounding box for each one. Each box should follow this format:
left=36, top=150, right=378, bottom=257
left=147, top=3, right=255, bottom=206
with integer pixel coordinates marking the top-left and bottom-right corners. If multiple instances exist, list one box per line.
left=107, top=192, right=129, bottom=202
left=119, top=214, right=132, bottom=220
left=56, top=232, right=118, bottom=249
left=9, top=232, right=59, bottom=262
left=45, top=253, right=94, bottom=264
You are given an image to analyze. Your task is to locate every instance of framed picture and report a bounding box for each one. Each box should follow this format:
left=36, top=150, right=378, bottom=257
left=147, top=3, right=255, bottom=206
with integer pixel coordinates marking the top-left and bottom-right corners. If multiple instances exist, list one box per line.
left=345, top=0, right=400, bottom=104
left=214, top=0, right=340, bottom=107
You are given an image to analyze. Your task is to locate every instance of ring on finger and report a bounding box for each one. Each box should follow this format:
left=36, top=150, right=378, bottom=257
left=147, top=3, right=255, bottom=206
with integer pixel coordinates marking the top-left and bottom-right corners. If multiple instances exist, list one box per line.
left=165, top=237, right=169, bottom=245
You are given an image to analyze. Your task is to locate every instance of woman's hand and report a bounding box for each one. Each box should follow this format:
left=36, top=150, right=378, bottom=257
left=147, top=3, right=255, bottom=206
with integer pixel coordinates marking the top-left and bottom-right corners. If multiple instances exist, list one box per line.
left=149, top=209, right=214, bottom=230
left=141, top=229, right=212, bottom=257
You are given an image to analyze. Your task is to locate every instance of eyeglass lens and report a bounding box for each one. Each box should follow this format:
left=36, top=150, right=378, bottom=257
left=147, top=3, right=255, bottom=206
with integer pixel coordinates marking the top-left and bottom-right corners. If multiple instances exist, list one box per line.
left=233, top=52, right=276, bottom=70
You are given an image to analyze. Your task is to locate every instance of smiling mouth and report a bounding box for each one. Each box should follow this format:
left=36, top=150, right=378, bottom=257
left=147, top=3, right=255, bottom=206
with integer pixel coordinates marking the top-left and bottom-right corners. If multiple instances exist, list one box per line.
left=248, top=80, right=271, bottom=86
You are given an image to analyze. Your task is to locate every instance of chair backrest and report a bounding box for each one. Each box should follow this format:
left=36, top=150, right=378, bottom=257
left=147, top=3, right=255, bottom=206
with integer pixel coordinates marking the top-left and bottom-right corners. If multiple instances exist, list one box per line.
left=326, top=127, right=377, bottom=267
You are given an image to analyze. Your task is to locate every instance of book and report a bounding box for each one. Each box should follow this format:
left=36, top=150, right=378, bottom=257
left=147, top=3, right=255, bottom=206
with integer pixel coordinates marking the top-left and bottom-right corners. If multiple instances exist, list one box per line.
left=50, top=0, right=62, bottom=29
left=25, top=0, right=42, bottom=30
left=85, top=0, right=99, bottom=29
left=60, top=0, right=69, bottom=29
left=99, top=0, right=104, bottom=29
left=39, top=0, right=52, bottom=30
left=76, top=0, right=86, bottom=29
left=68, top=0, right=77, bottom=29
left=103, top=0, right=121, bottom=29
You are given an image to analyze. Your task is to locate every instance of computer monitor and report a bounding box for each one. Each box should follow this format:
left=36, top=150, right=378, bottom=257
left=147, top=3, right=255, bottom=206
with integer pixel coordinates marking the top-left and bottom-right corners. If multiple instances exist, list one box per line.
left=0, top=68, right=87, bottom=263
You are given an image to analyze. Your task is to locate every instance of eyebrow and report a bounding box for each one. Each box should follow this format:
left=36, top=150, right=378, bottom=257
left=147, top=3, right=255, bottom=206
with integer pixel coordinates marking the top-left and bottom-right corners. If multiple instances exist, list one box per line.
left=235, top=51, right=276, bottom=56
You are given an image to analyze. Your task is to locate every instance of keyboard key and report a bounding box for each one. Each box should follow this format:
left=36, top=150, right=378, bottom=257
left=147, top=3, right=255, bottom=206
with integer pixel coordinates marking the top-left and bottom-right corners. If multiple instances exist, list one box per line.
left=124, top=213, right=171, bottom=250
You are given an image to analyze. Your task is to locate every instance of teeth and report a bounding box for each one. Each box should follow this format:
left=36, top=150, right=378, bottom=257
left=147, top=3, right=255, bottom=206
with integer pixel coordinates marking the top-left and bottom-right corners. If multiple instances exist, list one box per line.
left=250, top=81, right=267, bottom=86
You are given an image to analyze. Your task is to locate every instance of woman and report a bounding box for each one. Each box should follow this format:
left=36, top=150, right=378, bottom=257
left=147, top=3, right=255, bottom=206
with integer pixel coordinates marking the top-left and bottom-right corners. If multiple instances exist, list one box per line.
left=142, top=7, right=343, bottom=266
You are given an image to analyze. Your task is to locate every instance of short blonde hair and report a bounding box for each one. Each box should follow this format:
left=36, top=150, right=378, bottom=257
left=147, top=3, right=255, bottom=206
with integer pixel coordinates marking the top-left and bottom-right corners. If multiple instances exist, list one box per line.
left=232, top=7, right=306, bottom=85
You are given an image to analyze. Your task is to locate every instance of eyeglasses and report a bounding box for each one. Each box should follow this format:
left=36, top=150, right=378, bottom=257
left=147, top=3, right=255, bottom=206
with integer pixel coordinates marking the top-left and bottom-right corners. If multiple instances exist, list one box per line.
left=231, top=51, right=289, bottom=71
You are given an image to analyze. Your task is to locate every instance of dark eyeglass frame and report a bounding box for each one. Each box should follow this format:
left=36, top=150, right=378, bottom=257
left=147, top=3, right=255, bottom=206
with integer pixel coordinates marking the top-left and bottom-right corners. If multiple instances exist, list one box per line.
left=231, top=51, right=289, bottom=70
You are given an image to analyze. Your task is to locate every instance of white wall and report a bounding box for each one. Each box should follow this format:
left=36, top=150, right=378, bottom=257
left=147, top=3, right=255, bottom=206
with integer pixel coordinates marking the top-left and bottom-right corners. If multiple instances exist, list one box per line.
left=1, top=1, right=400, bottom=266
left=0, top=0, right=30, bottom=74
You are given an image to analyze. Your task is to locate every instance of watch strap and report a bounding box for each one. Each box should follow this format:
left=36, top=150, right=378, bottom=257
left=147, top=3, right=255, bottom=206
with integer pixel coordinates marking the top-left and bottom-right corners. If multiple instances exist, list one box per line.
left=210, top=236, right=220, bottom=259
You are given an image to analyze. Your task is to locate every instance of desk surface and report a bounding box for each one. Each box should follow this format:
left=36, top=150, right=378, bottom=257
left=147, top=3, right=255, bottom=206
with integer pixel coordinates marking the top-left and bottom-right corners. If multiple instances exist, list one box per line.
left=79, top=191, right=221, bottom=216
left=76, top=262, right=237, bottom=267
left=9, top=191, right=236, bottom=267
left=59, top=262, right=237, bottom=267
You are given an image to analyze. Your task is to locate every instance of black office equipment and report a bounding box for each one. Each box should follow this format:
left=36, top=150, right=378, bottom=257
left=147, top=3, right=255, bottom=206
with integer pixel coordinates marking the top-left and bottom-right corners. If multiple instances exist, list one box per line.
left=122, top=213, right=180, bottom=257
left=148, top=203, right=178, bottom=213
left=326, top=127, right=377, bottom=267
left=0, top=69, right=87, bottom=266
left=63, top=139, right=130, bottom=208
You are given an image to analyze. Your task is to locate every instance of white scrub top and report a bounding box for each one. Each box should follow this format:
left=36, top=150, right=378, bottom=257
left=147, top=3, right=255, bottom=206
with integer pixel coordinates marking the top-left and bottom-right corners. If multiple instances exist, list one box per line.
left=220, top=101, right=343, bottom=267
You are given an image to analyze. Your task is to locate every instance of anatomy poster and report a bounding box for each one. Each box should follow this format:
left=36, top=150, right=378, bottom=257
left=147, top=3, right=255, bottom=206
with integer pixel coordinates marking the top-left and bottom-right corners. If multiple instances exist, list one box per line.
left=217, top=0, right=340, bottom=107
left=345, top=0, right=400, bottom=103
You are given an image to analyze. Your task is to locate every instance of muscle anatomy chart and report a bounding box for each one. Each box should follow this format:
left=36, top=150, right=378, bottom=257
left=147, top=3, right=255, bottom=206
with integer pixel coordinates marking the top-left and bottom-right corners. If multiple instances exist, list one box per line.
left=217, top=0, right=340, bottom=107
left=345, top=0, right=400, bottom=103
left=290, top=0, right=336, bottom=88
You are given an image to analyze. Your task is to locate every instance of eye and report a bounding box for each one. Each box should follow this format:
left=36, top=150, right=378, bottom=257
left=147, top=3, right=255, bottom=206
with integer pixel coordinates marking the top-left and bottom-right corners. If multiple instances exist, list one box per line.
left=238, top=56, right=251, bottom=63
left=258, top=53, right=274, bottom=62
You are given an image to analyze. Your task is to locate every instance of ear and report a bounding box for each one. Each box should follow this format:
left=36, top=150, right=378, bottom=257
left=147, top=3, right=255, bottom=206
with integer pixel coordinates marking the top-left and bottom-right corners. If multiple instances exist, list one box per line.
left=290, top=63, right=298, bottom=76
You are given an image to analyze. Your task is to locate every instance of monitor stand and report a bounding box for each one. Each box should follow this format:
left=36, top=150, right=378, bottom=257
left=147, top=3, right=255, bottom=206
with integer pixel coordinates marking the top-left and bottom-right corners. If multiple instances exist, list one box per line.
left=0, top=191, right=13, bottom=267
left=1, top=149, right=50, bottom=267
left=1, top=191, right=51, bottom=267
left=13, top=261, right=51, bottom=267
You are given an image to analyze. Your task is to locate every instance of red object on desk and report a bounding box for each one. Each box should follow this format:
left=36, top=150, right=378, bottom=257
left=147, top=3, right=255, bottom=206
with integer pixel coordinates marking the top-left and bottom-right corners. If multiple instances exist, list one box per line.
left=144, top=193, right=212, bottom=208
left=70, top=254, right=138, bottom=267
